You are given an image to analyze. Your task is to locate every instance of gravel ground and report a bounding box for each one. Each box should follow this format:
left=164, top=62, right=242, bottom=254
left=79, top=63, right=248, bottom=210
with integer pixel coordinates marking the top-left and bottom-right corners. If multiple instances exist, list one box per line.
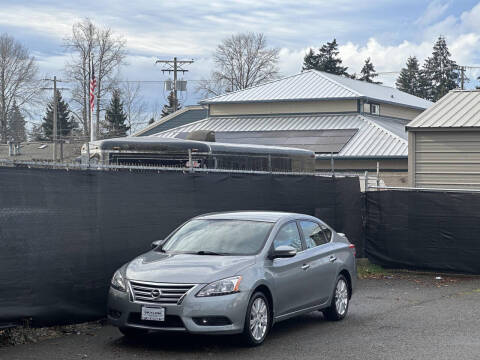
left=1, top=274, right=479, bottom=360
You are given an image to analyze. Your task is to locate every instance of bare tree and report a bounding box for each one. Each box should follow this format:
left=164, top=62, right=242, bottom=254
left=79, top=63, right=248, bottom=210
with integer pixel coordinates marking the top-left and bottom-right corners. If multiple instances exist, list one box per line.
left=64, top=19, right=126, bottom=138
left=0, top=33, right=39, bottom=143
left=120, top=81, right=147, bottom=134
left=197, top=33, right=279, bottom=99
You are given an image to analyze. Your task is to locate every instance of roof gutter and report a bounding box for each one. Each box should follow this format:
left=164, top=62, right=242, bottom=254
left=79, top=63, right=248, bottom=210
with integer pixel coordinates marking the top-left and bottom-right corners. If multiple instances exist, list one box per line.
left=315, top=155, right=407, bottom=160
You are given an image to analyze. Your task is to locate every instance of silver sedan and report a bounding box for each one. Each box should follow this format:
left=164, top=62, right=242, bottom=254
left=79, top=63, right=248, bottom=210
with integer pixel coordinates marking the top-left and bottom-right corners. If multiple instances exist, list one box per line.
left=107, top=211, right=356, bottom=346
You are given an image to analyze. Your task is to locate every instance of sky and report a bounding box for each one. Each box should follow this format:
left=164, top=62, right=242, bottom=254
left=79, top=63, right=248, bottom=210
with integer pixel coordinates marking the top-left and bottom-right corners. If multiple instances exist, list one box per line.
left=1, top=0, right=480, bottom=128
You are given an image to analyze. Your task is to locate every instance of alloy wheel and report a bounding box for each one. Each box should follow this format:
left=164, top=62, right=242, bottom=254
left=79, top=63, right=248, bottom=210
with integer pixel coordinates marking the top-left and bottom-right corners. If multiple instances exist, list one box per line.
left=249, top=297, right=268, bottom=341
left=334, top=278, right=349, bottom=316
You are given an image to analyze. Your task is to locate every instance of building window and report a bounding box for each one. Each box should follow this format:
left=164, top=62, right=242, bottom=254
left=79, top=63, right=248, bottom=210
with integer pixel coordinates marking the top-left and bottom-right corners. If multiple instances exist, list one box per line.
left=370, top=103, right=380, bottom=115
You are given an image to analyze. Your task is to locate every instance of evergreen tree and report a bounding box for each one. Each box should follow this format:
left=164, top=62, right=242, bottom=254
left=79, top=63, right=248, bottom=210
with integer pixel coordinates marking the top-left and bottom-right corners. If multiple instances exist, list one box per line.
left=7, top=101, right=26, bottom=142
left=161, top=91, right=181, bottom=117
left=359, top=58, right=382, bottom=84
left=422, top=36, right=459, bottom=101
left=30, top=123, right=44, bottom=141
left=148, top=117, right=155, bottom=125
left=41, top=90, right=76, bottom=140
left=104, top=89, right=130, bottom=137
left=396, top=56, right=422, bottom=96
left=302, top=48, right=319, bottom=71
left=302, top=39, right=348, bottom=75
left=418, top=66, right=433, bottom=100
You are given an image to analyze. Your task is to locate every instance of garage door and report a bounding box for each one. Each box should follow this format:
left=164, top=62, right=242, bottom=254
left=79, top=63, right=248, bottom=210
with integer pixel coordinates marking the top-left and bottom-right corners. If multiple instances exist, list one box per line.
left=414, top=131, right=480, bottom=189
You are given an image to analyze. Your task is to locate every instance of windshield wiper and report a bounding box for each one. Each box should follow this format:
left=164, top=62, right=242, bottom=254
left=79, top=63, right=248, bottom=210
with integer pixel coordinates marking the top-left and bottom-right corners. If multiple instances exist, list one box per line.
left=195, top=250, right=224, bottom=255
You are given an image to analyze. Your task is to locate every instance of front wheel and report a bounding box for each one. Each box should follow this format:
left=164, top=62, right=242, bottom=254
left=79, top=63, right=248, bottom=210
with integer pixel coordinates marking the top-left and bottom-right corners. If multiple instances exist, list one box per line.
left=323, top=274, right=350, bottom=321
left=242, top=292, right=271, bottom=346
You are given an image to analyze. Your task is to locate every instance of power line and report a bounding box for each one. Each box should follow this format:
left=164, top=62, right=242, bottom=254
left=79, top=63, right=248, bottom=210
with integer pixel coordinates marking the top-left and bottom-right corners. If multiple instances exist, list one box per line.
left=155, top=57, right=194, bottom=112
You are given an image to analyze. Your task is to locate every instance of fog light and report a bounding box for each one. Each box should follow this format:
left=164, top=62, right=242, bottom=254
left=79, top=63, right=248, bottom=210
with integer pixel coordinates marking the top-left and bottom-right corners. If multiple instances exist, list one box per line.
left=193, top=316, right=232, bottom=326
left=108, top=308, right=122, bottom=319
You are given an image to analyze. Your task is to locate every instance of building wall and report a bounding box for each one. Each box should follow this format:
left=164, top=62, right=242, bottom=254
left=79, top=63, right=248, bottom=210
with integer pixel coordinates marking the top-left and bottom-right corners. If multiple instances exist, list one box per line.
left=379, top=103, right=423, bottom=120
left=316, top=158, right=408, bottom=187
left=410, top=130, right=480, bottom=189
left=209, top=100, right=358, bottom=116
left=316, top=158, right=407, bottom=171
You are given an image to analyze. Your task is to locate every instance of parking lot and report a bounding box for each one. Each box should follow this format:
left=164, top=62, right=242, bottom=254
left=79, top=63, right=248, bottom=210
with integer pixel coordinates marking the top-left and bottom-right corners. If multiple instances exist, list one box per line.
left=1, top=273, right=479, bottom=360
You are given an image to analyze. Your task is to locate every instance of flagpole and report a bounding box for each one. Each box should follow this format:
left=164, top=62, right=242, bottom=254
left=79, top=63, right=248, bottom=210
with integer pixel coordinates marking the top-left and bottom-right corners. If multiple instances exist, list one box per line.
left=90, top=56, right=96, bottom=142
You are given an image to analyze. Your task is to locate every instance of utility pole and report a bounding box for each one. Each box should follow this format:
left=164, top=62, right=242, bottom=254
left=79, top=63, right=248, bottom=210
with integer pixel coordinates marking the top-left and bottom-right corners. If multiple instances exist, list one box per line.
left=43, top=77, right=66, bottom=162
left=155, top=57, right=194, bottom=112
left=53, top=76, right=57, bottom=160
left=459, top=66, right=465, bottom=90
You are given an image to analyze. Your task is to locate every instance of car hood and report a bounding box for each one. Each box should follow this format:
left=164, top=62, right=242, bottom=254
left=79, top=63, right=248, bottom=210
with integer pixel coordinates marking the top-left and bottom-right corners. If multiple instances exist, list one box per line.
left=125, top=251, right=255, bottom=284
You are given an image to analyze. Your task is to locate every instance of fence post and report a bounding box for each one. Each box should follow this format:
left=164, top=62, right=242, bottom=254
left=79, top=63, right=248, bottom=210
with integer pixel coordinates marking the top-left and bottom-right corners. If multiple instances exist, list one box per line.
left=330, top=152, right=335, bottom=177
left=86, top=142, right=91, bottom=168
left=364, top=171, right=369, bottom=192
left=188, top=149, right=194, bottom=173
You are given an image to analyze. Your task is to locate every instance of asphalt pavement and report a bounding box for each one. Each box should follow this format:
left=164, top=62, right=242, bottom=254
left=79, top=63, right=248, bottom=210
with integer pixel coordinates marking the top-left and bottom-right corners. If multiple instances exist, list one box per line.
left=1, top=274, right=480, bottom=360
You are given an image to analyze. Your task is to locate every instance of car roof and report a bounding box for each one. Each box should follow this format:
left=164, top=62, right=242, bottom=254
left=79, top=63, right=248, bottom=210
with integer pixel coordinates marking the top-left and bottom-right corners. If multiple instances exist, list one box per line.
left=196, top=211, right=316, bottom=223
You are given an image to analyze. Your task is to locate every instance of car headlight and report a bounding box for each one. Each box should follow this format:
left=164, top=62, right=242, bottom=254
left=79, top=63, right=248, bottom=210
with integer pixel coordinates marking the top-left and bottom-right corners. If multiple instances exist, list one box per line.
left=111, top=270, right=126, bottom=292
left=196, top=276, right=242, bottom=297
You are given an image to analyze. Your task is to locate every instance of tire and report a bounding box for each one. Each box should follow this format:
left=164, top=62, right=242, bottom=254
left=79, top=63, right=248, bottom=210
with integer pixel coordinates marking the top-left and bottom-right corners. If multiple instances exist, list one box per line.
left=118, top=326, right=148, bottom=338
left=323, top=274, right=350, bottom=321
left=242, top=292, right=271, bottom=346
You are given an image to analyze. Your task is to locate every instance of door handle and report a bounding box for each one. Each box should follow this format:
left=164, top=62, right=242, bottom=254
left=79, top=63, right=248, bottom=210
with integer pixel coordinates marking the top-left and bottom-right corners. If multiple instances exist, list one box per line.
left=301, top=264, right=310, bottom=271
left=328, top=255, right=337, bottom=263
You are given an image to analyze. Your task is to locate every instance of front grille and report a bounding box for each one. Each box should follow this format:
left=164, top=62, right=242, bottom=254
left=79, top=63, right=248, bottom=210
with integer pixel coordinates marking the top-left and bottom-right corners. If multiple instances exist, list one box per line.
left=129, top=280, right=196, bottom=304
left=127, top=313, right=185, bottom=329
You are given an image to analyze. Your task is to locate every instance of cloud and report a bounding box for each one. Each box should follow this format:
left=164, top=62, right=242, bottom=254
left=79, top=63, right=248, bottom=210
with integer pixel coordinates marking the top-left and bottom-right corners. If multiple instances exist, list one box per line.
left=2, top=0, right=480, bottom=114
left=415, top=0, right=450, bottom=26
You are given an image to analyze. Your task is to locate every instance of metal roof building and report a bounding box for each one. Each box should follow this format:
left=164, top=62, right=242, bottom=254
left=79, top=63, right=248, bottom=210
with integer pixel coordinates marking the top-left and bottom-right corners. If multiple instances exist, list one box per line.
left=134, top=105, right=208, bottom=137
left=407, top=90, right=480, bottom=189
left=202, top=70, right=432, bottom=110
left=141, top=70, right=431, bottom=181
left=154, top=113, right=409, bottom=159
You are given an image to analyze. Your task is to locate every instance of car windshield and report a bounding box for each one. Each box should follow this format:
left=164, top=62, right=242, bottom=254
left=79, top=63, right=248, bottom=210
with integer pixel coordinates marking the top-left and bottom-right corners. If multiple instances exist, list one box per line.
left=162, top=219, right=274, bottom=255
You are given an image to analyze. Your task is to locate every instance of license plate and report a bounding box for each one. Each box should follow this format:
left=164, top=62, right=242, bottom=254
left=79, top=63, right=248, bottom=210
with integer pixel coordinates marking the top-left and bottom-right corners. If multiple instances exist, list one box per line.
left=141, top=306, right=165, bottom=321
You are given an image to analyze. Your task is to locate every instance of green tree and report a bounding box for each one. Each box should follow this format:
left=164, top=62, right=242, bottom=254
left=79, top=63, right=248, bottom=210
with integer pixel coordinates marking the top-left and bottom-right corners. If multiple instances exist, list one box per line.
left=7, top=101, right=26, bottom=142
left=148, top=117, right=155, bottom=125
left=104, top=89, right=130, bottom=137
left=302, top=39, right=348, bottom=75
left=161, top=91, right=180, bottom=117
left=30, top=123, right=44, bottom=141
left=396, top=56, right=422, bottom=96
left=41, top=90, right=76, bottom=140
left=359, top=58, right=382, bottom=84
left=417, top=67, right=432, bottom=100
left=422, top=36, right=459, bottom=101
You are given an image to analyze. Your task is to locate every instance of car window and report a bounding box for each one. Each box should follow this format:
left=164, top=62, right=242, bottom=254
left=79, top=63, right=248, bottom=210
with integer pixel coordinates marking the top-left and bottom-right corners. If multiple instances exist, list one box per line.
left=273, top=222, right=303, bottom=251
left=163, top=219, right=273, bottom=255
left=300, top=221, right=330, bottom=248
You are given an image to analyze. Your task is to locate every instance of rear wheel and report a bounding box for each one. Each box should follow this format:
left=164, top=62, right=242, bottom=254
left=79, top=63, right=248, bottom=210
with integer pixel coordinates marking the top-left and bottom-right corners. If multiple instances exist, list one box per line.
left=118, top=326, right=148, bottom=338
left=323, top=274, right=350, bottom=321
left=242, top=292, right=271, bottom=346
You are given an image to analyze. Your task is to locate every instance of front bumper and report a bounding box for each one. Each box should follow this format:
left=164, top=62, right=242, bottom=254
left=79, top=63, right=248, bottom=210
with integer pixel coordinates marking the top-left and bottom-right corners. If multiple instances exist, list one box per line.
left=107, top=284, right=250, bottom=335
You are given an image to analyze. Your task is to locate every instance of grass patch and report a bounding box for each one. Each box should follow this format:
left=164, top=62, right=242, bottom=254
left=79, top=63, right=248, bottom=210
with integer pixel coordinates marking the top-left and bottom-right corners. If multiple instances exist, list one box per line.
left=357, top=259, right=393, bottom=279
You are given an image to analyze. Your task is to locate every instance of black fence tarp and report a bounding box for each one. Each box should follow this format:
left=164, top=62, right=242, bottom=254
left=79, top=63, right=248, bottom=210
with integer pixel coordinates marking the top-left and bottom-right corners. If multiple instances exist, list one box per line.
left=366, top=190, right=480, bottom=274
left=0, top=167, right=362, bottom=326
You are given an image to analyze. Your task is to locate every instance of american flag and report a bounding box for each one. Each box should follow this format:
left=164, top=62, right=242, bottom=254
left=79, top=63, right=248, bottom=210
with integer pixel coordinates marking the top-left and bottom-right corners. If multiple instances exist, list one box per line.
left=90, top=62, right=96, bottom=112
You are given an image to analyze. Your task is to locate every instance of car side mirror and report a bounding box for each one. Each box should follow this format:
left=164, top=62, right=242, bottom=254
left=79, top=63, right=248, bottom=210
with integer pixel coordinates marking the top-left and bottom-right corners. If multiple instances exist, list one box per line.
left=271, top=245, right=297, bottom=259
left=151, top=239, right=166, bottom=249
